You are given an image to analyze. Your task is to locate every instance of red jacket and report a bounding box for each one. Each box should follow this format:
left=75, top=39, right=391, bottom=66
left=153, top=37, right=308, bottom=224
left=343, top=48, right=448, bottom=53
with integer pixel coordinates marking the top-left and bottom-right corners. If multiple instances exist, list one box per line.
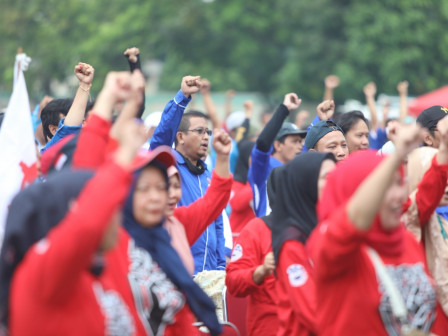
left=10, top=162, right=139, bottom=336
left=276, top=240, right=316, bottom=336
left=225, top=217, right=278, bottom=336
left=229, top=181, right=255, bottom=236
left=308, top=207, right=447, bottom=336
left=175, top=171, right=233, bottom=247
left=74, top=114, right=231, bottom=335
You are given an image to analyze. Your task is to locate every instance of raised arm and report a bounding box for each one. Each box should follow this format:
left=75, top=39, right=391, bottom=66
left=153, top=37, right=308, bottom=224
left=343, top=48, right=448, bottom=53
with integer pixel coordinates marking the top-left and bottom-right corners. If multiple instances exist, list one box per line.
left=150, top=76, right=200, bottom=149
left=363, top=82, right=378, bottom=131
left=74, top=71, right=144, bottom=169
left=397, top=81, right=409, bottom=123
left=348, top=124, right=422, bottom=231
left=225, top=90, right=236, bottom=121
left=234, top=100, right=253, bottom=142
left=64, top=63, right=94, bottom=127
left=123, top=47, right=145, bottom=119
left=200, top=79, right=221, bottom=130
left=323, top=75, right=339, bottom=101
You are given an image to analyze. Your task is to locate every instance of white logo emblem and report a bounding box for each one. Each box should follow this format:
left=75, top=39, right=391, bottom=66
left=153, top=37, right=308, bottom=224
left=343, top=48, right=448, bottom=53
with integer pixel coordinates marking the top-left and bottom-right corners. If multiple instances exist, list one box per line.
left=230, top=244, right=243, bottom=262
left=287, top=264, right=308, bottom=287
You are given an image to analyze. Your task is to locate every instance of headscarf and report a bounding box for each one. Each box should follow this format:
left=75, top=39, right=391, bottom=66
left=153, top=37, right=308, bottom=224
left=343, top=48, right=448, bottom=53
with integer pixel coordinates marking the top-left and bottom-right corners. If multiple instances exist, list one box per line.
left=122, top=161, right=221, bottom=336
left=233, top=140, right=255, bottom=184
left=271, top=152, right=336, bottom=262
left=0, top=169, right=93, bottom=328
left=317, top=150, right=405, bottom=256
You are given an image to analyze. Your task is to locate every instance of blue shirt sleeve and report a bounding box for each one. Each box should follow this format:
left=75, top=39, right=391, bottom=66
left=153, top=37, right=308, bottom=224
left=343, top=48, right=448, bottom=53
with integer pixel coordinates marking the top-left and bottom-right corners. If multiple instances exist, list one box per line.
left=150, top=90, right=191, bottom=149
left=215, top=213, right=227, bottom=270
left=40, top=118, right=81, bottom=153
left=247, top=146, right=272, bottom=217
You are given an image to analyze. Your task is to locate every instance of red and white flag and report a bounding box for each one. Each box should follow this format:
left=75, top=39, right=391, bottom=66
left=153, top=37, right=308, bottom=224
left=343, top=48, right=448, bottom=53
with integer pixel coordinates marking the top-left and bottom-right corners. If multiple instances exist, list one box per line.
left=0, top=54, right=37, bottom=245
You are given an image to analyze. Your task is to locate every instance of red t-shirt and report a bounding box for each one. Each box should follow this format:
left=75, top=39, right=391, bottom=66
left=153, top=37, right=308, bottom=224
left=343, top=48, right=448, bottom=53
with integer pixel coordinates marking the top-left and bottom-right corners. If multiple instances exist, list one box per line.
left=226, top=217, right=278, bottom=336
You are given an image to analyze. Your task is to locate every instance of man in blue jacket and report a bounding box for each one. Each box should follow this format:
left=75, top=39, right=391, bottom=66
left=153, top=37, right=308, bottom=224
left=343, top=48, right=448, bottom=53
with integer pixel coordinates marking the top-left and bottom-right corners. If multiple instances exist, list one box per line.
left=150, top=76, right=226, bottom=274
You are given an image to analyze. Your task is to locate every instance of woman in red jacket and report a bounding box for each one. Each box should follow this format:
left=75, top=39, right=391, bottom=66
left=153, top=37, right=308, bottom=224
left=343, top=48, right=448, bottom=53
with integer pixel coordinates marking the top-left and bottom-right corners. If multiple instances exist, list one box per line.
left=271, top=152, right=336, bottom=336
left=308, top=124, right=447, bottom=335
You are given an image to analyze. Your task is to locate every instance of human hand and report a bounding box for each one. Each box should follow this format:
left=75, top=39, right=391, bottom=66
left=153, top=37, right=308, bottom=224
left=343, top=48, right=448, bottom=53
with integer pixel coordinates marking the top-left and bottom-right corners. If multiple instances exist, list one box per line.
left=74, top=62, right=95, bottom=86
left=124, top=47, right=140, bottom=63
left=393, top=123, right=423, bottom=161
left=226, top=89, right=236, bottom=98
left=127, top=69, right=145, bottom=106
left=363, top=82, right=377, bottom=98
left=199, top=78, right=211, bottom=94
left=212, top=128, right=232, bottom=156
left=316, top=100, right=335, bottom=121
left=325, top=75, right=340, bottom=89
left=243, top=100, right=253, bottom=118
left=283, top=93, right=301, bottom=112
left=397, top=81, right=409, bottom=96
left=101, top=71, right=134, bottom=105
left=262, top=252, right=275, bottom=276
left=114, top=119, right=148, bottom=166
left=181, top=75, right=202, bottom=97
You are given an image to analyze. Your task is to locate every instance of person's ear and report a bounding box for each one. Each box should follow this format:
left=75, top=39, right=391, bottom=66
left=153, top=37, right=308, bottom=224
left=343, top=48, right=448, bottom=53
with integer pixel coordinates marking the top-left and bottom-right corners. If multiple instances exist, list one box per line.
left=49, top=124, right=58, bottom=136
left=422, top=130, right=434, bottom=147
left=176, top=131, right=185, bottom=145
left=308, top=148, right=316, bottom=152
left=273, top=140, right=282, bottom=152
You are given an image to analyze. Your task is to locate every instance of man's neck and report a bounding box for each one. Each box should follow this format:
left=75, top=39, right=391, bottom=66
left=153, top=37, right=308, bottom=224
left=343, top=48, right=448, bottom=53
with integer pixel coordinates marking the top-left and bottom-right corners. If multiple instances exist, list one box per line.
left=272, top=152, right=285, bottom=164
left=176, top=147, right=198, bottom=166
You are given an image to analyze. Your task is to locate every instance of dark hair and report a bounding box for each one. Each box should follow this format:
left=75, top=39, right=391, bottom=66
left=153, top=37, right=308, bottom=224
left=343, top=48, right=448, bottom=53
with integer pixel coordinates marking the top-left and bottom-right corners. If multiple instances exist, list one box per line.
left=0, top=113, right=4, bottom=130
left=335, top=110, right=369, bottom=134
left=41, top=99, right=94, bottom=142
left=41, top=99, right=73, bottom=141
left=174, top=110, right=210, bottom=147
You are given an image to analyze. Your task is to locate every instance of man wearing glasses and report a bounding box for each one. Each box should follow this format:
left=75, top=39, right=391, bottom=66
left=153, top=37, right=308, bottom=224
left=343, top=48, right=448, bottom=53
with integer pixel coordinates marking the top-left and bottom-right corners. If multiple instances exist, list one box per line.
left=150, top=76, right=227, bottom=275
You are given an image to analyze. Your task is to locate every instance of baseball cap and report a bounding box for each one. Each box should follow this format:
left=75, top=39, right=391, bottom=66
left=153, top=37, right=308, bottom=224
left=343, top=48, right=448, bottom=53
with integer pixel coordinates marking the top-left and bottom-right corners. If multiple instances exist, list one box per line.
left=275, top=122, right=307, bottom=141
left=144, top=111, right=162, bottom=129
left=131, top=145, right=176, bottom=171
left=305, top=120, right=343, bottom=149
left=225, top=111, right=246, bottom=132
left=416, top=105, right=448, bottom=130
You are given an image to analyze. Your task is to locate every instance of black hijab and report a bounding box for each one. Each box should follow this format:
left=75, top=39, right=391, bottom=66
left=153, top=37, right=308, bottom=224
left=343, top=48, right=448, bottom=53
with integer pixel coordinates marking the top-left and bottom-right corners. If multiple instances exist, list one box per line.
left=271, top=152, right=336, bottom=262
left=233, top=139, right=255, bottom=184
left=0, top=169, right=93, bottom=328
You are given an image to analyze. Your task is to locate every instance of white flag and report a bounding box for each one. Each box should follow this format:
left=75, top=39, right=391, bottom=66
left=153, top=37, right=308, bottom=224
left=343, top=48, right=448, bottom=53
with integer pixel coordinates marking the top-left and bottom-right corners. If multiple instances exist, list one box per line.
left=0, top=56, right=37, bottom=245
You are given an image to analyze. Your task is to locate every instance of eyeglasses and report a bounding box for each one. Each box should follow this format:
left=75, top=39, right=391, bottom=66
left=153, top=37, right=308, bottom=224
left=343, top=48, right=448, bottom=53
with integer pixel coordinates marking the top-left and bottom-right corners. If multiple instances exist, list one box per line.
left=185, top=128, right=212, bottom=136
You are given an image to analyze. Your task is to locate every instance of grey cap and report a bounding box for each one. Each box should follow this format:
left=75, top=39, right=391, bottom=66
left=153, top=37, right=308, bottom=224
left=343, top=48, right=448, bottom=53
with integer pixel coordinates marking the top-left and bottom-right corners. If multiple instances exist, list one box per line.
left=275, top=122, right=307, bottom=141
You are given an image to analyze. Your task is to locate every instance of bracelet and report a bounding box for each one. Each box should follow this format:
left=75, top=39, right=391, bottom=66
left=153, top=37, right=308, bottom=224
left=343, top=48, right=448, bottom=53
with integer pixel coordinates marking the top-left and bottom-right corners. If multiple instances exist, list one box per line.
left=79, top=83, right=92, bottom=92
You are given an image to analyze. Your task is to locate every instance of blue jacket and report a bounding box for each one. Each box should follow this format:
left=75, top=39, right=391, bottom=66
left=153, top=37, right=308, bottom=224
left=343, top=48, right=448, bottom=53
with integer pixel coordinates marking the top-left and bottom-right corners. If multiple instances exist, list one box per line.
left=247, top=146, right=283, bottom=217
left=150, top=90, right=226, bottom=274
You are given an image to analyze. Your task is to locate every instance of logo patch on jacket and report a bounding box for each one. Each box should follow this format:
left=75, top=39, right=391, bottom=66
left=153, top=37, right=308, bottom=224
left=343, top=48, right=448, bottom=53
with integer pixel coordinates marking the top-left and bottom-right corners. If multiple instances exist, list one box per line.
left=230, top=244, right=243, bottom=262
left=287, top=264, right=308, bottom=287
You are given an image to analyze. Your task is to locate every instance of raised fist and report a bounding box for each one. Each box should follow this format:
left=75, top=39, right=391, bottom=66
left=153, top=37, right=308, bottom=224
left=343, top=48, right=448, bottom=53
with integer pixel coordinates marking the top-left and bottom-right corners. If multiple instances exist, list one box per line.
left=283, top=93, right=301, bottom=112
left=181, top=75, right=202, bottom=97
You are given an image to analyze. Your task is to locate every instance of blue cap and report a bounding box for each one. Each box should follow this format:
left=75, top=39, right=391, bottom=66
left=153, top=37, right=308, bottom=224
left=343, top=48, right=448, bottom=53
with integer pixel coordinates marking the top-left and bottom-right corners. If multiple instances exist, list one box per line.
left=305, top=120, right=344, bottom=149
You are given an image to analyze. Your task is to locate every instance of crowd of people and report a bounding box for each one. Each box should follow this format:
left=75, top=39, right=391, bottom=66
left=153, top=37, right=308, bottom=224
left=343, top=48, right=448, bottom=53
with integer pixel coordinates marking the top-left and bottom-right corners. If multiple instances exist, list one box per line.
left=0, top=47, right=447, bottom=336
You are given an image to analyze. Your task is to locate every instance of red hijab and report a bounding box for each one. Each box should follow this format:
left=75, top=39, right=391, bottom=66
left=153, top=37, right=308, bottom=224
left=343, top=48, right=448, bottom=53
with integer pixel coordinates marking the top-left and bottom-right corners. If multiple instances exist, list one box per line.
left=317, top=150, right=405, bottom=256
